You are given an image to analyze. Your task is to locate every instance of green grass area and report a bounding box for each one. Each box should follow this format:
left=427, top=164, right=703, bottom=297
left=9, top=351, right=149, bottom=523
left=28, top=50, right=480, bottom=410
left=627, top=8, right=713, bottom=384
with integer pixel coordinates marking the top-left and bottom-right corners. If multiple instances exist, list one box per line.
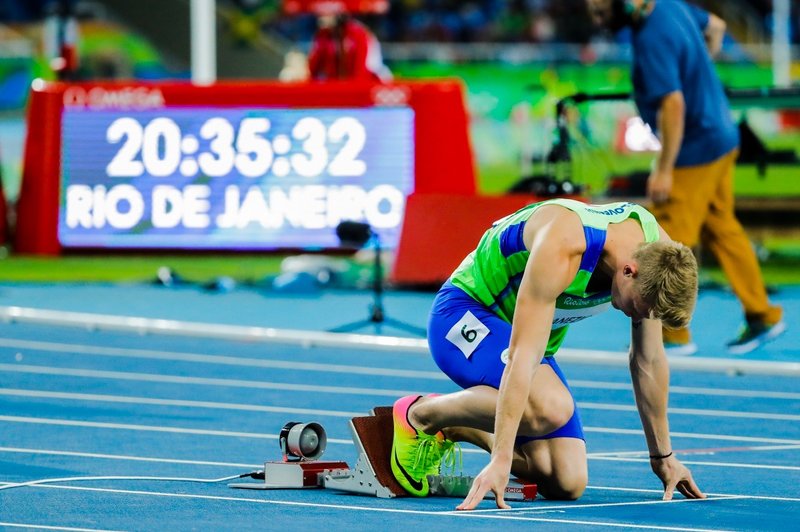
left=478, top=148, right=800, bottom=199
left=0, top=253, right=286, bottom=284
left=0, top=250, right=797, bottom=287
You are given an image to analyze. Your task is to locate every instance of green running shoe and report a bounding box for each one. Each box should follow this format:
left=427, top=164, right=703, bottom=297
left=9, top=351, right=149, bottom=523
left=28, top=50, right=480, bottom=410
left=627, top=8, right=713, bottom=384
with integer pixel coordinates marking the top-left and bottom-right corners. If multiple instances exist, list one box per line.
left=726, top=320, right=786, bottom=355
left=390, top=395, right=447, bottom=497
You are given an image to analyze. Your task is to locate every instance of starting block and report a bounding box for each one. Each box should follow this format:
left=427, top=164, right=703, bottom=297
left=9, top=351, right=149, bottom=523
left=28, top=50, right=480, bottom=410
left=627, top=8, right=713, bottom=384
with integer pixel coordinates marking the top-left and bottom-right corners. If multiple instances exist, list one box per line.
left=230, top=406, right=537, bottom=502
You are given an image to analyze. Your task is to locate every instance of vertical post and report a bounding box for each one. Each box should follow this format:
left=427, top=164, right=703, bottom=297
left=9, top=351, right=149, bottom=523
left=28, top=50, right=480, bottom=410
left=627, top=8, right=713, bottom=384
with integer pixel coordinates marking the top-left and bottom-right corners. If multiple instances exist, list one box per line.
left=191, top=0, right=216, bottom=85
left=772, top=0, right=791, bottom=88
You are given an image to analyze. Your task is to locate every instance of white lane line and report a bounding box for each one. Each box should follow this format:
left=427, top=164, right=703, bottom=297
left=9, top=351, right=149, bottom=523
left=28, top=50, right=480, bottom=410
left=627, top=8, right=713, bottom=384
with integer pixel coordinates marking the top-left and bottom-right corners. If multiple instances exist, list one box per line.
left=11, top=484, right=735, bottom=531
left=579, top=402, right=800, bottom=422
left=586, top=485, right=800, bottom=503
left=0, top=415, right=348, bottom=443
left=0, top=523, right=124, bottom=532
left=2, top=305, right=799, bottom=377
left=588, top=456, right=800, bottom=472
left=3, top=362, right=799, bottom=422
left=0, top=388, right=363, bottom=418
left=2, top=337, right=799, bottom=390
left=461, top=495, right=743, bottom=514
left=0, top=364, right=421, bottom=397
left=583, top=427, right=800, bottom=446
left=3, top=414, right=800, bottom=447
left=570, top=380, right=800, bottom=401
left=1, top=444, right=794, bottom=473
left=4, top=458, right=798, bottom=503
left=0, top=447, right=260, bottom=469
left=589, top=444, right=800, bottom=457
left=0, top=340, right=446, bottom=380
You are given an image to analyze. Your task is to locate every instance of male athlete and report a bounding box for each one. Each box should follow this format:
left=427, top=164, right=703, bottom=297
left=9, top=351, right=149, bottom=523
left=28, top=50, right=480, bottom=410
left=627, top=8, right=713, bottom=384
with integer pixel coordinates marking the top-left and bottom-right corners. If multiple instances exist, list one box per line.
left=390, top=198, right=706, bottom=509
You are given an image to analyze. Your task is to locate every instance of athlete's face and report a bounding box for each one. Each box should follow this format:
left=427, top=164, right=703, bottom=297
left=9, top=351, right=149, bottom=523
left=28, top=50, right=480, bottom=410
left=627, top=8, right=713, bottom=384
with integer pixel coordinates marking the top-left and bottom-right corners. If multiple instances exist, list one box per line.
left=611, top=265, right=651, bottom=323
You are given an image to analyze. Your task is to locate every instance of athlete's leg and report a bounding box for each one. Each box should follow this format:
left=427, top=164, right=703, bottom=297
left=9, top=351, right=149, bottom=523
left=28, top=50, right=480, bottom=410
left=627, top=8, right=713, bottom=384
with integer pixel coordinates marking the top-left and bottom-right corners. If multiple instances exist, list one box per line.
left=403, top=285, right=586, bottom=499
left=410, top=365, right=575, bottom=441
left=410, top=357, right=584, bottom=499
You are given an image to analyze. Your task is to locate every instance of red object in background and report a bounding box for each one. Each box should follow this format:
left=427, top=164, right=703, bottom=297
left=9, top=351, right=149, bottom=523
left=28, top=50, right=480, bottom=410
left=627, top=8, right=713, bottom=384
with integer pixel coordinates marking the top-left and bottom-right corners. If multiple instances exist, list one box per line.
left=779, top=110, right=800, bottom=130
left=0, top=147, right=8, bottom=246
left=282, top=0, right=389, bottom=15
left=15, top=79, right=476, bottom=255
left=308, top=18, right=390, bottom=82
left=392, top=193, right=540, bottom=286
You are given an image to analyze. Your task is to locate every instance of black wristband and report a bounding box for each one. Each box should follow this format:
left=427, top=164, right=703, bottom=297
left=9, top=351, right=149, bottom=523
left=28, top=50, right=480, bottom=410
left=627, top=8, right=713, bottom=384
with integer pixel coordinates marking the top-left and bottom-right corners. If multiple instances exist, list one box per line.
left=649, top=451, right=673, bottom=460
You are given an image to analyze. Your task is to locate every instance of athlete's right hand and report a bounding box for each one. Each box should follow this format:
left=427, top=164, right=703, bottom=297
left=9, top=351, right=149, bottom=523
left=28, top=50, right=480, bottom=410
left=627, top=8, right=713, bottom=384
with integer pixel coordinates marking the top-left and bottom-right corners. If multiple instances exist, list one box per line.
left=456, top=459, right=511, bottom=511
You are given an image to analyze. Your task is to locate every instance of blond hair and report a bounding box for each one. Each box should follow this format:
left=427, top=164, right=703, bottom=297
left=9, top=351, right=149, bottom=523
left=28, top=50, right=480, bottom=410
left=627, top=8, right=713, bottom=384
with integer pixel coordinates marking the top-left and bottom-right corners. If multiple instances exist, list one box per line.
left=633, top=240, right=698, bottom=329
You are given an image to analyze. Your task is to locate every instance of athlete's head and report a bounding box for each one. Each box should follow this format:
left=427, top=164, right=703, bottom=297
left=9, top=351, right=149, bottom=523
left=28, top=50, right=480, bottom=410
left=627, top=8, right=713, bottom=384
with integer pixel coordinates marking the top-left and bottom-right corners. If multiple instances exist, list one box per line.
left=614, top=240, right=698, bottom=329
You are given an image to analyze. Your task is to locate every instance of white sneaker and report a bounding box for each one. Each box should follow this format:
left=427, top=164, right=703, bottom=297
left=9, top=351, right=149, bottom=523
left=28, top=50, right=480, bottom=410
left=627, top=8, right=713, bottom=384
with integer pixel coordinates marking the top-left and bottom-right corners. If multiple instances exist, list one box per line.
left=664, top=342, right=698, bottom=357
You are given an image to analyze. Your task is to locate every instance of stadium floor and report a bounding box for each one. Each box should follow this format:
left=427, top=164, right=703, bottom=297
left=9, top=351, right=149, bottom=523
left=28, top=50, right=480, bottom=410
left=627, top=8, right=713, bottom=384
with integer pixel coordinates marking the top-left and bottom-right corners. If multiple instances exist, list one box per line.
left=0, top=281, right=798, bottom=531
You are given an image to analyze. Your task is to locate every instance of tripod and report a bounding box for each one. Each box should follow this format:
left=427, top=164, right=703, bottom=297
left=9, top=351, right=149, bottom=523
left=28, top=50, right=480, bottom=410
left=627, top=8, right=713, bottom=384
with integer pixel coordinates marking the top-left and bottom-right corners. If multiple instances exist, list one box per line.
left=329, top=228, right=426, bottom=337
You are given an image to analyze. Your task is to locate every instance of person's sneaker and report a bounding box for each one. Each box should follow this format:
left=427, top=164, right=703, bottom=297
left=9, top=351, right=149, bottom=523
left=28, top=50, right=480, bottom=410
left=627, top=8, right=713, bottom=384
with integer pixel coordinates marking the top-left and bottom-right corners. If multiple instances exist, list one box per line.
left=726, top=320, right=787, bottom=355
left=664, top=341, right=698, bottom=357
left=390, top=395, right=447, bottom=497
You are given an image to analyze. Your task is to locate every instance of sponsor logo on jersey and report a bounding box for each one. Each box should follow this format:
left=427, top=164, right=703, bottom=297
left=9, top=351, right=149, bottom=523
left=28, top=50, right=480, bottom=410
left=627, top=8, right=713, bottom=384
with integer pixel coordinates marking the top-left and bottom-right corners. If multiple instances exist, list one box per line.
left=586, top=203, right=634, bottom=216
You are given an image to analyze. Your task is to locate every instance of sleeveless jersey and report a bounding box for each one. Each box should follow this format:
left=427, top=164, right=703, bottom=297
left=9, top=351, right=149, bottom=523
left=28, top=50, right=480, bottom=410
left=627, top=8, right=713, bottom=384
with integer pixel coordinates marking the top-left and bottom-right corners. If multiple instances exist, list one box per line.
left=449, top=198, right=661, bottom=356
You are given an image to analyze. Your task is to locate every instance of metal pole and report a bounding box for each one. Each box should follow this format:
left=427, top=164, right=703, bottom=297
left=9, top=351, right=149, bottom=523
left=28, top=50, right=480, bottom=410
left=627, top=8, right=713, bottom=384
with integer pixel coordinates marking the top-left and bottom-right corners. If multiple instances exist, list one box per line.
left=772, top=0, right=791, bottom=88
left=191, top=0, right=216, bottom=85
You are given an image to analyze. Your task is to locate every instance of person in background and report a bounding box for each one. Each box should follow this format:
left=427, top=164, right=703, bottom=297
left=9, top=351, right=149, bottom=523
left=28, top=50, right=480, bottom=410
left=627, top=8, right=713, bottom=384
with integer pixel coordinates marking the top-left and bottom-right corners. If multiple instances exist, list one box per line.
left=307, top=11, right=392, bottom=82
left=586, top=0, right=785, bottom=356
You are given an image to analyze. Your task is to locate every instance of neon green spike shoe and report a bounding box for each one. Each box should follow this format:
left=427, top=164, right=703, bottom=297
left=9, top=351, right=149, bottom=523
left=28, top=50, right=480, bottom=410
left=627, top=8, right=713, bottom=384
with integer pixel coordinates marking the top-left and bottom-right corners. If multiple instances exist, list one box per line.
left=390, top=395, right=447, bottom=497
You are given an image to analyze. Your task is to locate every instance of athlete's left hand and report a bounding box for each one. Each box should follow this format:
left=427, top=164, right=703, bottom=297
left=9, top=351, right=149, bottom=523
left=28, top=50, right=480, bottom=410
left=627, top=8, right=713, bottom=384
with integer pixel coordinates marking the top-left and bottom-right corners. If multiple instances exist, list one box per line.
left=650, top=454, right=706, bottom=500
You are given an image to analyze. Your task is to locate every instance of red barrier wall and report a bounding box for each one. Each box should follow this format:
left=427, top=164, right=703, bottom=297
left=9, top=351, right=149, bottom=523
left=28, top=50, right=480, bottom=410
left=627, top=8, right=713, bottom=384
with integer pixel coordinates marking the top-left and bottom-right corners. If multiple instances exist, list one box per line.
left=391, top=193, right=540, bottom=286
left=15, top=79, right=477, bottom=254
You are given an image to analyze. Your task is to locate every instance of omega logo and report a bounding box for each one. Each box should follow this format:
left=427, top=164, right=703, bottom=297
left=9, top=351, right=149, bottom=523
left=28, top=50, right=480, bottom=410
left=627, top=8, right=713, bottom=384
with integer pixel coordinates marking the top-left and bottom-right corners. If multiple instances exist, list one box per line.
left=63, top=86, right=165, bottom=109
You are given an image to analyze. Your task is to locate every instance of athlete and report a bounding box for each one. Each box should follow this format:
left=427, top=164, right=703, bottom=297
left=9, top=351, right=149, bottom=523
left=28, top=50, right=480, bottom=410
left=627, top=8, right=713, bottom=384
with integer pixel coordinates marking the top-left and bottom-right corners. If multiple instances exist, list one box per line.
left=390, top=198, right=706, bottom=509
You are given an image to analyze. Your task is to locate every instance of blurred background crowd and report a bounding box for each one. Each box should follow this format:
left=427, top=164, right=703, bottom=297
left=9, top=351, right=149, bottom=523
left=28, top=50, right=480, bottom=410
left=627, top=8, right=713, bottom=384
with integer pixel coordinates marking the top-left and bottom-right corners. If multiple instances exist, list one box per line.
left=0, top=0, right=797, bottom=276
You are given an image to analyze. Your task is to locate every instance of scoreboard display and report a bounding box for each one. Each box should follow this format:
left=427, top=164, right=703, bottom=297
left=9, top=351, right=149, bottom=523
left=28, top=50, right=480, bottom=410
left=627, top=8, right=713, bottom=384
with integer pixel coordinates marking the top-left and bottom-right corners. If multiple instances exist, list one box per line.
left=60, top=106, right=414, bottom=250
left=16, top=80, right=477, bottom=255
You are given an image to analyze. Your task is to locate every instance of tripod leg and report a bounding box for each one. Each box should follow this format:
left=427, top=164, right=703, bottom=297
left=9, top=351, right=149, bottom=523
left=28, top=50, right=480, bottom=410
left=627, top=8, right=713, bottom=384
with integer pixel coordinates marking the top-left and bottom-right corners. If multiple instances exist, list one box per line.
left=380, top=317, right=427, bottom=337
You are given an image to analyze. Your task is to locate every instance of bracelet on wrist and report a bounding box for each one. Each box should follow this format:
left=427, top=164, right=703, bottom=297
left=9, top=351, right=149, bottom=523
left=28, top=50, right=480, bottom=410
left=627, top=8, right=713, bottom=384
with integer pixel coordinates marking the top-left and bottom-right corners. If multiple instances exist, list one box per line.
left=649, top=451, right=673, bottom=460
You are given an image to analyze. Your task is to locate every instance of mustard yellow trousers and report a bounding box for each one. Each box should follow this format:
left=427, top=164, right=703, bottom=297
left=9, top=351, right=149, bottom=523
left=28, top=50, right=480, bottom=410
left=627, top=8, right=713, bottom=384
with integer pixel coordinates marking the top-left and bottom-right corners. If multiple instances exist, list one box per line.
left=649, top=149, right=783, bottom=344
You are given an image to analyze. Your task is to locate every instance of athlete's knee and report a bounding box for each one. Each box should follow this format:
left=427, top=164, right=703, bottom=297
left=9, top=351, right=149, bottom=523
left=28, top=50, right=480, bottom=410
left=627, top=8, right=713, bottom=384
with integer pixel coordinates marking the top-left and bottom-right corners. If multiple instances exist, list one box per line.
left=538, top=466, right=587, bottom=500
left=520, top=394, right=574, bottom=436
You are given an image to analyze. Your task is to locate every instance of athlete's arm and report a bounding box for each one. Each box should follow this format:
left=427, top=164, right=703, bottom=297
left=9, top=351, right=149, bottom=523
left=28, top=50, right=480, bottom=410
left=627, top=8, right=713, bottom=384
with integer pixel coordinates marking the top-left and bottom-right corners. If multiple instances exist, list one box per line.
left=457, top=212, right=581, bottom=510
left=629, top=319, right=705, bottom=500
left=647, top=90, right=684, bottom=204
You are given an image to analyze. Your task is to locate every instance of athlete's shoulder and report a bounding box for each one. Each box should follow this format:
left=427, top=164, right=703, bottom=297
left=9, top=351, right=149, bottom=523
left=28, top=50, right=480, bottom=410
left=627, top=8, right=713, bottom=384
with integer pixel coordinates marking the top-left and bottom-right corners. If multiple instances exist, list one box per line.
left=526, top=203, right=586, bottom=254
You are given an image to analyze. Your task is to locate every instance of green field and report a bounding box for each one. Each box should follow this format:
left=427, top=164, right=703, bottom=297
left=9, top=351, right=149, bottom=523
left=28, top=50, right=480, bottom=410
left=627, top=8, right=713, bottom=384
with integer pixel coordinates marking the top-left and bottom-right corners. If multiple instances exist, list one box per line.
left=0, top=249, right=797, bottom=287
left=0, top=253, right=286, bottom=284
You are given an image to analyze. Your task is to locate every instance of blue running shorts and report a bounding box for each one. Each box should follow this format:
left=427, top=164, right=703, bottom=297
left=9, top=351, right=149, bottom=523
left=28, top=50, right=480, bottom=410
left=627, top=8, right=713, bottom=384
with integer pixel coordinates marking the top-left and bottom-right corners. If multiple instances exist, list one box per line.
left=428, top=282, right=584, bottom=443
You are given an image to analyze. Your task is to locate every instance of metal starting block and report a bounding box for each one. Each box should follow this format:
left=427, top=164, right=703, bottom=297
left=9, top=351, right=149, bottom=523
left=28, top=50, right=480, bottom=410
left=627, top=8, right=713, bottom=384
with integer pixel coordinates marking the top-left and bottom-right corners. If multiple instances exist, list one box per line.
left=231, top=406, right=537, bottom=502
left=323, top=406, right=537, bottom=502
